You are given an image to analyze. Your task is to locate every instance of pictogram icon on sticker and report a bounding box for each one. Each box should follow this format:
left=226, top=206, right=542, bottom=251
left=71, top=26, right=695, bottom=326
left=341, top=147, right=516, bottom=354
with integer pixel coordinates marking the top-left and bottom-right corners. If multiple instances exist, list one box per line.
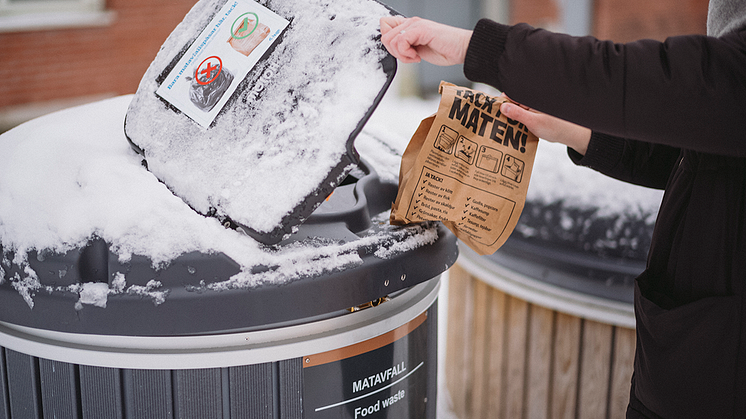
left=231, top=12, right=260, bottom=39
left=195, top=56, right=224, bottom=86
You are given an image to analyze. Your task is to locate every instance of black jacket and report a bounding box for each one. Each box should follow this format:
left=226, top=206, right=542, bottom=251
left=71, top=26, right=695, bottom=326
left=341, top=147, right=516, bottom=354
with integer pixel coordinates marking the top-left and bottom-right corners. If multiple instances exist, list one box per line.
left=464, top=19, right=746, bottom=418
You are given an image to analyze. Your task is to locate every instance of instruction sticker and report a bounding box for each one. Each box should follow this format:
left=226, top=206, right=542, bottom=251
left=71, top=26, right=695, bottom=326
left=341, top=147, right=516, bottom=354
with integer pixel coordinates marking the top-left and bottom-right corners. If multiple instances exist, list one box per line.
left=391, top=82, right=539, bottom=255
left=156, top=0, right=289, bottom=128
left=406, top=166, right=517, bottom=247
left=302, top=312, right=431, bottom=419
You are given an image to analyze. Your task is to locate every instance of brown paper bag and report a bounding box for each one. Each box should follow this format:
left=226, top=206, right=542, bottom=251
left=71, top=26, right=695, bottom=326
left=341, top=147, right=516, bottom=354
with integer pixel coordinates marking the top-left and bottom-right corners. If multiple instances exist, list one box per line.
left=391, top=82, right=539, bottom=255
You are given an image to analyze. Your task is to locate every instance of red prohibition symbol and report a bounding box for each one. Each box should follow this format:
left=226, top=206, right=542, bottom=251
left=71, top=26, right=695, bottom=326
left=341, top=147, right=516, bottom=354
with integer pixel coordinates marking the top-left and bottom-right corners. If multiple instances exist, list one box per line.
left=195, top=56, right=223, bottom=86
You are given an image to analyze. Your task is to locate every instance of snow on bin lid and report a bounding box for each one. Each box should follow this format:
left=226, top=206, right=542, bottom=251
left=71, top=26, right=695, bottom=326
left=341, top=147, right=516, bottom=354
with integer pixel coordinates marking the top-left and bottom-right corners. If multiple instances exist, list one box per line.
left=0, top=95, right=457, bottom=335
left=519, top=141, right=664, bottom=261
left=480, top=141, right=665, bottom=304
left=124, top=0, right=397, bottom=244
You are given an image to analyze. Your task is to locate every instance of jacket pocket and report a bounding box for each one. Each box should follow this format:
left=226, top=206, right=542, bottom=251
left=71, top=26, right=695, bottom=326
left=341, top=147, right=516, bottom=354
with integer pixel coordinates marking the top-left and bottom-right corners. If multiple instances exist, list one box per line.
left=633, top=277, right=741, bottom=419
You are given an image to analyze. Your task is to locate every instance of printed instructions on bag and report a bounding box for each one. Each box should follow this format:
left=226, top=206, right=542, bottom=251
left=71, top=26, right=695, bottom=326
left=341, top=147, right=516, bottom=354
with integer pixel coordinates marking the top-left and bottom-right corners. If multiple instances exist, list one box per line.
left=156, top=0, right=289, bottom=128
left=391, top=82, right=539, bottom=255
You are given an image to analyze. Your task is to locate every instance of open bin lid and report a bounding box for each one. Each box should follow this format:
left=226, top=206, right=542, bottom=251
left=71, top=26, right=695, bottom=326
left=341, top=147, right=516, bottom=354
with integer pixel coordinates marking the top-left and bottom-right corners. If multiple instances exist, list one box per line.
left=124, top=0, right=398, bottom=245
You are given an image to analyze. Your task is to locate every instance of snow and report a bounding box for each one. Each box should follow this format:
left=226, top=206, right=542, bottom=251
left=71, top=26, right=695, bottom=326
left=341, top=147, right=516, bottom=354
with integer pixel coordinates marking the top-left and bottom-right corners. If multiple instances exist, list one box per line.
left=527, top=141, right=663, bottom=219
left=0, top=73, right=663, bottom=309
left=0, top=98, right=238, bottom=266
left=0, top=94, right=440, bottom=309
left=76, top=283, right=110, bottom=309
left=124, top=0, right=392, bottom=235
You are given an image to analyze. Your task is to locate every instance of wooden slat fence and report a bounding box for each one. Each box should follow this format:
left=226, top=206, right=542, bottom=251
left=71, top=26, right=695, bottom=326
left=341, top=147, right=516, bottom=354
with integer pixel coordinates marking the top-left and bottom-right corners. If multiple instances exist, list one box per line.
left=445, top=264, right=635, bottom=419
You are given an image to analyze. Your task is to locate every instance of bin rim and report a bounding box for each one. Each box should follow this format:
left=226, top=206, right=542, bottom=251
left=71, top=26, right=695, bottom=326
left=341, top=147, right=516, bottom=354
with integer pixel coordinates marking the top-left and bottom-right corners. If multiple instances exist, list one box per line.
left=0, top=277, right=440, bottom=369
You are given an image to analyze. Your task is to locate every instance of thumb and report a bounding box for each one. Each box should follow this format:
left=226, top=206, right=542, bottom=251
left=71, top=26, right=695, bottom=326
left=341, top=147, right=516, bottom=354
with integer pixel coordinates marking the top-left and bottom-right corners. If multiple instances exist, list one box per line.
left=500, top=101, right=546, bottom=138
left=501, top=102, right=534, bottom=123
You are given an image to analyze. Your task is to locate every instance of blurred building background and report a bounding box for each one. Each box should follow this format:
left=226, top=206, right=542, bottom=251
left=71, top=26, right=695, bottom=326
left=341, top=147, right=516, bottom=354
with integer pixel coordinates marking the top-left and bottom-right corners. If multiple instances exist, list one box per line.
left=0, top=0, right=195, bottom=132
left=0, top=0, right=708, bottom=132
left=384, top=0, right=708, bottom=95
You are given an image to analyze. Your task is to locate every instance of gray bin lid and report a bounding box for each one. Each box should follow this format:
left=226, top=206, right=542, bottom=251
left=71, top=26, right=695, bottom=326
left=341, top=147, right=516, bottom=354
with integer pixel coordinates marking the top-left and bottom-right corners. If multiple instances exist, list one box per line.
left=485, top=199, right=655, bottom=304
left=0, top=160, right=458, bottom=336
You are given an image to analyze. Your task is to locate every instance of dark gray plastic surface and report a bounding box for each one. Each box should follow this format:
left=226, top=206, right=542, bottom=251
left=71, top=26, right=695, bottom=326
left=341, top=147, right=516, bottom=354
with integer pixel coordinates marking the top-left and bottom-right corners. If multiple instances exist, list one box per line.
left=482, top=199, right=654, bottom=304
left=0, top=303, right=439, bottom=418
left=0, top=161, right=458, bottom=336
left=0, top=346, right=304, bottom=419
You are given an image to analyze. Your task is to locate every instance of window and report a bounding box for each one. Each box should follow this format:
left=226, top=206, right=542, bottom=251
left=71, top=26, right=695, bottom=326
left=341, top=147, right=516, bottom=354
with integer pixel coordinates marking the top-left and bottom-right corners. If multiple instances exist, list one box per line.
left=0, top=0, right=114, bottom=32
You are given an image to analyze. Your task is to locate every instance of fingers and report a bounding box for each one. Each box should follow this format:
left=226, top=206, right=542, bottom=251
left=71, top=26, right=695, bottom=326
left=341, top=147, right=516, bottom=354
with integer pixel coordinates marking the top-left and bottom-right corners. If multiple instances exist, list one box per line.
left=499, top=94, right=532, bottom=111
left=380, top=16, right=407, bottom=35
left=501, top=101, right=559, bottom=139
left=380, top=16, right=424, bottom=63
left=501, top=102, right=538, bottom=125
left=380, top=17, right=472, bottom=65
left=501, top=102, right=591, bottom=155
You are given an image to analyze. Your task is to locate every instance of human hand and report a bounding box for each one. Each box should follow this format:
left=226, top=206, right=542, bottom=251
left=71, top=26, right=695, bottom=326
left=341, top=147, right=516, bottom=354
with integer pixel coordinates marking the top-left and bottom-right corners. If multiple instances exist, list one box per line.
left=380, top=16, right=473, bottom=66
left=500, top=99, right=591, bottom=155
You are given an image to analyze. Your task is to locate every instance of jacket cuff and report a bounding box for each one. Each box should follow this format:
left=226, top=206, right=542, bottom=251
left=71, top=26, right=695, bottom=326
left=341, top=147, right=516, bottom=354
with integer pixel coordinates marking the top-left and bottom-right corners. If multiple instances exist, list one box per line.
left=568, top=131, right=626, bottom=172
left=464, top=19, right=510, bottom=86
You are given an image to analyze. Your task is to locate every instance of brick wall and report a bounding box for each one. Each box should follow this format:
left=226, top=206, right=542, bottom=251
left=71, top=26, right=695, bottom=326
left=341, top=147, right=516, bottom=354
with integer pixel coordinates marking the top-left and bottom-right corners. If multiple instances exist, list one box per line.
left=510, top=0, right=708, bottom=41
left=0, top=0, right=196, bottom=109
left=594, top=0, right=708, bottom=42
left=510, top=0, right=560, bottom=31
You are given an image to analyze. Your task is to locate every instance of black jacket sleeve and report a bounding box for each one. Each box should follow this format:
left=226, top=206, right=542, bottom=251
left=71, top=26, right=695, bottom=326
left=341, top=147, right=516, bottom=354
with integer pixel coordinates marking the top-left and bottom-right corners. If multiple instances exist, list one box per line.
left=464, top=19, right=746, bottom=157
left=568, top=131, right=681, bottom=190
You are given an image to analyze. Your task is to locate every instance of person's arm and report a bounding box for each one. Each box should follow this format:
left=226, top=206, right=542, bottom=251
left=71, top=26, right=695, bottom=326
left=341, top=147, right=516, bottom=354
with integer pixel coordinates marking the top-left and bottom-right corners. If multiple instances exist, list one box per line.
left=498, top=101, right=678, bottom=189
left=571, top=132, right=681, bottom=190
left=381, top=16, right=746, bottom=156
left=464, top=19, right=746, bottom=157
left=380, top=16, right=472, bottom=66
left=380, top=16, right=684, bottom=188
left=381, top=17, right=594, bottom=156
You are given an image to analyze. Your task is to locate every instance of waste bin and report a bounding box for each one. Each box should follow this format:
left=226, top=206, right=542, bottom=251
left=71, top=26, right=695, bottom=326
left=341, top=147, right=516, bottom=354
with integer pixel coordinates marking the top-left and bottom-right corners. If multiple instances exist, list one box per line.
left=0, top=96, right=458, bottom=419
left=444, top=142, right=662, bottom=419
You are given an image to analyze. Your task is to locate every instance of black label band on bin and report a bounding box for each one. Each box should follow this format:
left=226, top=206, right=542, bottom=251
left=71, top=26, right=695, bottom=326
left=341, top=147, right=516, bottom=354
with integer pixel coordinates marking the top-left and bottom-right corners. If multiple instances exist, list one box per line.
left=302, top=312, right=430, bottom=418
